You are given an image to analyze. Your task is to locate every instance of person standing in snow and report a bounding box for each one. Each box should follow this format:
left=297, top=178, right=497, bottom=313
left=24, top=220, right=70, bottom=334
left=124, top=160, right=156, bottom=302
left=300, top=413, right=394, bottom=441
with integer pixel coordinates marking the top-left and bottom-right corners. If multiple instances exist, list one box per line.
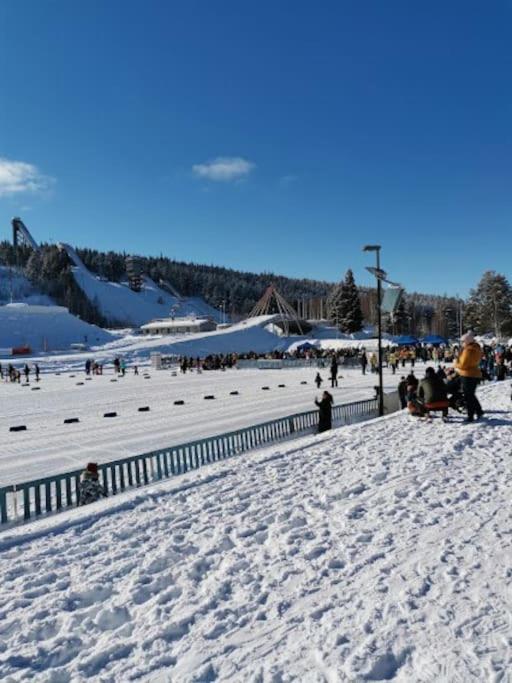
left=315, top=372, right=323, bottom=389
left=78, top=463, right=105, bottom=505
left=388, top=351, right=398, bottom=375
left=455, top=331, right=484, bottom=422
left=23, top=364, right=30, bottom=382
left=315, top=391, right=333, bottom=433
left=34, top=363, right=40, bottom=382
left=406, top=370, right=418, bottom=391
left=370, top=353, right=378, bottom=374
left=360, top=351, right=368, bottom=375
left=330, top=357, right=338, bottom=388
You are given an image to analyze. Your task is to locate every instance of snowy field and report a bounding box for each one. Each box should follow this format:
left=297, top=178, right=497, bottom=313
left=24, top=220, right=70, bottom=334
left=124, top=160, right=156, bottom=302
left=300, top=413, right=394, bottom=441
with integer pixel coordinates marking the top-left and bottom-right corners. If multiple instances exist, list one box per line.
left=0, top=363, right=405, bottom=485
left=0, top=381, right=510, bottom=681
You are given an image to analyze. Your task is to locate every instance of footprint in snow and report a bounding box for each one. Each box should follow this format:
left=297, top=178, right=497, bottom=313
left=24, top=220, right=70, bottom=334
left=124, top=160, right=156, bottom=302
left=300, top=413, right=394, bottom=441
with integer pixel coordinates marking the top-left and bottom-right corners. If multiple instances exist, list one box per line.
left=95, top=606, right=131, bottom=631
left=304, top=545, right=328, bottom=560
left=347, top=505, right=366, bottom=520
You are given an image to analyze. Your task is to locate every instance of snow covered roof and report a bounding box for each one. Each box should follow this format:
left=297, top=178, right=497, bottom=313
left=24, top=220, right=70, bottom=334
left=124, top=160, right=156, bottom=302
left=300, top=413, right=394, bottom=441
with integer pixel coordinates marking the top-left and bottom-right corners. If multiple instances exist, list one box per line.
left=141, top=317, right=215, bottom=330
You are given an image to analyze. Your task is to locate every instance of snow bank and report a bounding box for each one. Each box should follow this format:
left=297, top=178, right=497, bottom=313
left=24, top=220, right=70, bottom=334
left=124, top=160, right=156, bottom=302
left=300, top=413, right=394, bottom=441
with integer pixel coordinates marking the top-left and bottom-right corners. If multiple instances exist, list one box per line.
left=0, top=303, right=113, bottom=354
left=1, top=382, right=510, bottom=681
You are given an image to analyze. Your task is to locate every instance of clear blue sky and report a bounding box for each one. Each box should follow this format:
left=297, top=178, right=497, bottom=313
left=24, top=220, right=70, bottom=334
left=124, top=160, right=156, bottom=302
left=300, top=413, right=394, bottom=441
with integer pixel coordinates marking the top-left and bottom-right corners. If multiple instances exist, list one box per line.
left=1, top=0, right=511, bottom=296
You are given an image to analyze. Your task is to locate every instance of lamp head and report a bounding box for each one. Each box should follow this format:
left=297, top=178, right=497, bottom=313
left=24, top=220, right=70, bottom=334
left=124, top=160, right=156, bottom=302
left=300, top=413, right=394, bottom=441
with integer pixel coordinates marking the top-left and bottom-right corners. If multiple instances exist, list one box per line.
left=366, top=266, right=388, bottom=280
left=363, top=244, right=381, bottom=252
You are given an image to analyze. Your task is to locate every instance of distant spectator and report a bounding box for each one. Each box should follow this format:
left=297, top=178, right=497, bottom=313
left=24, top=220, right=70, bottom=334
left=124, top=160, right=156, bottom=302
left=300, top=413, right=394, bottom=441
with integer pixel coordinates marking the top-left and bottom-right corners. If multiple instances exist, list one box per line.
left=330, top=357, right=338, bottom=388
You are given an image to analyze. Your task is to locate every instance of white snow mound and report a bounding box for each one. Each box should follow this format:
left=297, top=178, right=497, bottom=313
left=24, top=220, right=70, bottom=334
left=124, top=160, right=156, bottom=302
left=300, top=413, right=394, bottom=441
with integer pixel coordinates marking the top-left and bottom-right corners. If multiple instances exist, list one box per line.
left=0, top=303, right=113, bottom=353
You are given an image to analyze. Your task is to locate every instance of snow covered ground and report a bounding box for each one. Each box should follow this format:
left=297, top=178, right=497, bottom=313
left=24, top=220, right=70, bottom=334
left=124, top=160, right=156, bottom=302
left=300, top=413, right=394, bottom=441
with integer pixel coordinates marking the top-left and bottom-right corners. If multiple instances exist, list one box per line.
left=0, top=363, right=399, bottom=485
left=0, top=381, right=510, bottom=681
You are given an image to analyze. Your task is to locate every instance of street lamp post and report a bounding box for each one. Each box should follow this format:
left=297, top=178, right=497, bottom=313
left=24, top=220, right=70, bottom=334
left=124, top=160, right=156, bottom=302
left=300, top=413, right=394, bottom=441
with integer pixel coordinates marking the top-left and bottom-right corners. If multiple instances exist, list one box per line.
left=363, top=245, right=384, bottom=417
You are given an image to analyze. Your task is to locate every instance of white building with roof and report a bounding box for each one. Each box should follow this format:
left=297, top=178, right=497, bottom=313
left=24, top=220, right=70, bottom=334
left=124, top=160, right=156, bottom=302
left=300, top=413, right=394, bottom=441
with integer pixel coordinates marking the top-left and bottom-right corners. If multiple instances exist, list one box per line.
left=140, top=316, right=217, bottom=336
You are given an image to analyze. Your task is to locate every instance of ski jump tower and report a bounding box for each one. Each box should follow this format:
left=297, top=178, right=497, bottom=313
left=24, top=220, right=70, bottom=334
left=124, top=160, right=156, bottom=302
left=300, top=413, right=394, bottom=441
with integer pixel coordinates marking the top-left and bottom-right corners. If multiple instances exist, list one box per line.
left=12, top=217, right=39, bottom=252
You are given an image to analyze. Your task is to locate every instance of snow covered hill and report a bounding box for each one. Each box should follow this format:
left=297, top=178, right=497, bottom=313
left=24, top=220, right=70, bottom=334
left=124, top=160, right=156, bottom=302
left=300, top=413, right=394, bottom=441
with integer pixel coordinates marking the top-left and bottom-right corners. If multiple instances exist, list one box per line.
left=66, top=248, right=222, bottom=326
left=1, top=382, right=510, bottom=681
left=0, top=265, right=53, bottom=306
left=0, top=303, right=114, bottom=353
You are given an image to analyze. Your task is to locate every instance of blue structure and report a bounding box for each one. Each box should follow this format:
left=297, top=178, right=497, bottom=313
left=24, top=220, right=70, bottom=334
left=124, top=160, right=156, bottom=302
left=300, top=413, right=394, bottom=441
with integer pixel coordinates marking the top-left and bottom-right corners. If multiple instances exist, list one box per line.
left=420, top=335, right=447, bottom=345
left=393, top=335, right=419, bottom=346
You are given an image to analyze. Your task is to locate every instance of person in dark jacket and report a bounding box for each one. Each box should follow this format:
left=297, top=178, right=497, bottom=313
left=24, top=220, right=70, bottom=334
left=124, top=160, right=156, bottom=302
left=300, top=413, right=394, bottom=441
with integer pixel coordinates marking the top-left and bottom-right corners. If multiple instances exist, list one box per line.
left=360, top=352, right=368, bottom=375
left=315, top=391, right=333, bottom=433
left=330, top=358, right=338, bottom=388
left=418, top=367, right=449, bottom=418
left=315, top=372, right=323, bottom=389
left=398, top=376, right=408, bottom=409
left=405, top=371, right=418, bottom=391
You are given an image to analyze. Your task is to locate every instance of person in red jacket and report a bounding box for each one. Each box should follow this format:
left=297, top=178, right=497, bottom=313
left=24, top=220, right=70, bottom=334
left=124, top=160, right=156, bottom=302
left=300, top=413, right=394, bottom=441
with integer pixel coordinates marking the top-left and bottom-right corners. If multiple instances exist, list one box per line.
left=455, top=331, right=484, bottom=422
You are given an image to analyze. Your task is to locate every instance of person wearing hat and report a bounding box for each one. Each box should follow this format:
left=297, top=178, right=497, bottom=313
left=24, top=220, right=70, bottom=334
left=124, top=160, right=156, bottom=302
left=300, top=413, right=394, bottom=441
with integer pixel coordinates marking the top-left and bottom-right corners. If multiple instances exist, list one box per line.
left=455, top=331, right=484, bottom=422
left=78, top=462, right=105, bottom=505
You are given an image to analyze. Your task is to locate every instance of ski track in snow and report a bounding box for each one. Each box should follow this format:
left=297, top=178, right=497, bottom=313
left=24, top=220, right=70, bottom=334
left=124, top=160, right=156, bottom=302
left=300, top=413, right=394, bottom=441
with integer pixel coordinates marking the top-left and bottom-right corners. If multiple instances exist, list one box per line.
left=0, top=365, right=396, bottom=484
left=0, top=382, right=511, bottom=681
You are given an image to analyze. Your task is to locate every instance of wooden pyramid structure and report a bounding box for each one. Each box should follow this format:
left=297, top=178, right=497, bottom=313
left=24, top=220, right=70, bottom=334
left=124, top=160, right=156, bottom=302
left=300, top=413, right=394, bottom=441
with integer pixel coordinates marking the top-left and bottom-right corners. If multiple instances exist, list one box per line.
left=248, top=284, right=305, bottom=336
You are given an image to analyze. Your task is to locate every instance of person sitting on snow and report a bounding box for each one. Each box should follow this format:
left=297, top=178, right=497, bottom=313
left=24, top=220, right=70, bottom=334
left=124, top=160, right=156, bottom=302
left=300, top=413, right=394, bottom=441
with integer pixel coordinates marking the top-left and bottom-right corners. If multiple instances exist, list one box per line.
left=418, top=366, right=449, bottom=419
left=78, top=463, right=105, bottom=505
left=406, top=384, right=424, bottom=417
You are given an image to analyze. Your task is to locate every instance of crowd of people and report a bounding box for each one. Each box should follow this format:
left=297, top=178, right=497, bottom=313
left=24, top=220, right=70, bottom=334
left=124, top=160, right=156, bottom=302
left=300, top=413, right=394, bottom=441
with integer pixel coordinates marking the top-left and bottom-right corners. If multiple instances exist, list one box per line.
left=0, top=362, right=40, bottom=383
left=397, top=331, right=498, bottom=423
left=312, top=332, right=512, bottom=432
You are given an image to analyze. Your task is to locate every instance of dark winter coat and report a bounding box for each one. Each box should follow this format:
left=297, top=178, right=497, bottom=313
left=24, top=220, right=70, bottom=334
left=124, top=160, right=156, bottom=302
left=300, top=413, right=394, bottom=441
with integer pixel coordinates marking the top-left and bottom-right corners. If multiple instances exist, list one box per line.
left=315, top=395, right=333, bottom=433
left=78, top=471, right=105, bottom=505
left=405, top=373, right=418, bottom=390
left=418, top=376, right=448, bottom=404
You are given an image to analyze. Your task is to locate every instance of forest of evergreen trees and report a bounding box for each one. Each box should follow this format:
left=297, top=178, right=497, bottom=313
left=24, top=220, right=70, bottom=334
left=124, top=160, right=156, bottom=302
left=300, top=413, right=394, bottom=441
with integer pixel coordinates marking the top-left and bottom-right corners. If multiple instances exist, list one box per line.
left=1, top=240, right=510, bottom=338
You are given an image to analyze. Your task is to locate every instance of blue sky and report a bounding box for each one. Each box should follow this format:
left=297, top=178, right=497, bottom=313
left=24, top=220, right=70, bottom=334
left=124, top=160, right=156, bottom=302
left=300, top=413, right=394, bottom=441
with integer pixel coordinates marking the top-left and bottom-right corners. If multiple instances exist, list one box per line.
left=0, top=0, right=511, bottom=296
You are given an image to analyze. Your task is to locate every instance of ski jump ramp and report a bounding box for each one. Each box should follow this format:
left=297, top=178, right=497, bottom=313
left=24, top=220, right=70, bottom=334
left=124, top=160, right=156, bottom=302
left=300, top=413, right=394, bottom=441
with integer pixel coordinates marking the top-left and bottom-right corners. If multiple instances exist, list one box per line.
left=57, top=242, right=89, bottom=271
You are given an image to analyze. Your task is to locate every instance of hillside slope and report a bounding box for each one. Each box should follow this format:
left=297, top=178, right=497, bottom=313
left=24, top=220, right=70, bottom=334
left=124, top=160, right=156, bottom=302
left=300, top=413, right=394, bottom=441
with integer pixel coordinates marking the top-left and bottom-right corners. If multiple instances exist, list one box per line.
left=0, top=265, right=53, bottom=306
left=69, top=264, right=222, bottom=327
left=0, top=303, right=114, bottom=352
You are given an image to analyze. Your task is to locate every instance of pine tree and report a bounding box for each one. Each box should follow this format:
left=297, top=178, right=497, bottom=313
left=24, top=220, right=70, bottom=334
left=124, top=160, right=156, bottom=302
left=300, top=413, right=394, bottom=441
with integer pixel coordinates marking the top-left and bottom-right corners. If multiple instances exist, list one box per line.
left=327, top=270, right=363, bottom=333
left=338, top=269, right=363, bottom=333
left=464, top=271, right=512, bottom=337
left=326, top=280, right=344, bottom=329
